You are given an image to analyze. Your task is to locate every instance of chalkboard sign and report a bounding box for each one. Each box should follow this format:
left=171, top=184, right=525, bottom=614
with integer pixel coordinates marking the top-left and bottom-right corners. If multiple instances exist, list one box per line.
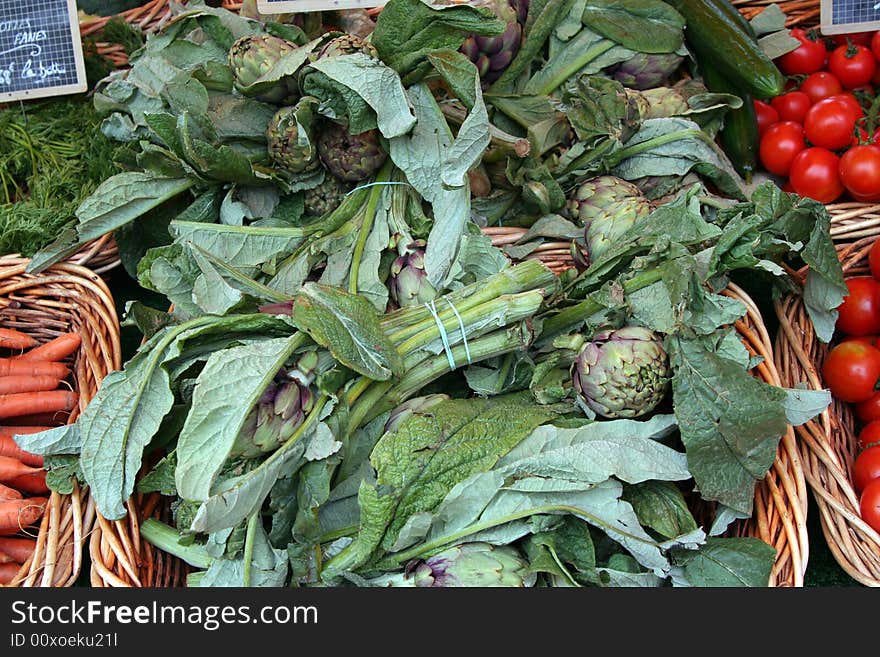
left=257, top=0, right=387, bottom=13
left=821, top=0, right=880, bottom=35
left=0, top=0, right=87, bottom=102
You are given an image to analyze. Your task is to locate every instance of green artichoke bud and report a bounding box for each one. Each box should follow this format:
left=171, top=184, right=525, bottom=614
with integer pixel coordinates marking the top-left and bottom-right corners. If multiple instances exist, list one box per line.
left=565, top=176, right=651, bottom=264
left=267, top=99, right=321, bottom=175
left=572, top=326, right=670, bottom=419
left=303, top=174, right=352, bottom=217
left=390, top=240, right=438, bottom=308
left=611, top=53, right=684, bottom=90
left=317, top=122, right=388, bottom=182
left=229, top=34, right=300, bottom=104
left=317, top=33, right=378, bottom=60
left=460, top=0, right=525, bottom=86
left=368, top=543, right=536, bottom=587
left=638, top=87, right=691, bottom=120
left=384, top=394, right=450, bottom=434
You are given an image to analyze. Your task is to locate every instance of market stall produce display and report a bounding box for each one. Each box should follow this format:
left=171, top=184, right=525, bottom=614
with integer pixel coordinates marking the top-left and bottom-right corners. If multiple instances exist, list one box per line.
left=1, top=0, right=867, bottom=588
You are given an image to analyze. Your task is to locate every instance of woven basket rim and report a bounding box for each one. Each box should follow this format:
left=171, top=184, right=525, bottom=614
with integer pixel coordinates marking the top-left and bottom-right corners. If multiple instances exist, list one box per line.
left=774, top=220, right=880, bottom=587
left=0, top=256, right=121, bottom=587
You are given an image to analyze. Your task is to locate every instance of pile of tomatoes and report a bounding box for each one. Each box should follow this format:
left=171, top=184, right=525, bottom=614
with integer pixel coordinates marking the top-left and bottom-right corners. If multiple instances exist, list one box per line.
left=821, top=239, right=880, bottom=533
left=756, top=29, right=880, bottom=203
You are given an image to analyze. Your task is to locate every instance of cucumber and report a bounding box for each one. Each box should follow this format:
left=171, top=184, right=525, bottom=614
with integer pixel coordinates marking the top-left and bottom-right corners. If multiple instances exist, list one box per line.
left=701, top=64, right=759, bottom=184
left=665, top=0, right=784, bottom=100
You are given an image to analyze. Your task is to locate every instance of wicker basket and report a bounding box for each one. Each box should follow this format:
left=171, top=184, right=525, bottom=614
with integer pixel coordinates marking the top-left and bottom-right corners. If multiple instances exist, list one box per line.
left=774, top=227, right=880, bottom=587
left=732, top=0, right=820, bottom=27
left=0, top=256, right=121, bottom=586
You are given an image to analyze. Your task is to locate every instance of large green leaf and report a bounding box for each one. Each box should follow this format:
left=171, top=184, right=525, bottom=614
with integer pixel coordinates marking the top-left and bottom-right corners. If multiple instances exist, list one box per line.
left=175, top=334, right=303, bottom=501
left=581, top=0, right=685, bottom=53
left=289, top=283, right=405, bottom=380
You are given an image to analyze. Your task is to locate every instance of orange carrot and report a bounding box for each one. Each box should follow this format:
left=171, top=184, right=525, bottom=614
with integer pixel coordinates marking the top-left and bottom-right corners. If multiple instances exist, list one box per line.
left=0, top=329, right=36, bottom=351
left=0, top=390, right=78, bottom=420
left=0, top=484, right=21, bottom=501
left=5, top=471, right=49, bottom=495
left=0, top=537, right=36, bottom=563
left=0, top=497, right=47, bottom=534
left=3, top=414, right=67, bottom=427
left=0, top=359, right=68, bottom=379
left=18, top=333, right=81, bottom=362
left=0, top=550, right=14, bottom=563
left=0, top=437, right=43, bottom=468
left=0, top=427, right=52, bottom=438
left=0, top=456, right=42, bottom=483
left=0, top=376, right=61, bottom=396
left=0, top=561, right=22, bottom=583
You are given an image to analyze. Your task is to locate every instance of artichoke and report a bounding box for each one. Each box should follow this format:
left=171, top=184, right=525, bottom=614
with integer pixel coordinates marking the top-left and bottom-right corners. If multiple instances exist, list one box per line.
left=231, top=353, right=319, bottom=458
left=317, top=33, right=378, bottom=60
left=390, top=241, right=438, bottom=308
left=565, top=176, right=651, bottom=264
left=229, top=34, right=300, bottom=104
left=572, top=326, right=670, bottom=419
left=384, top=394, right=450, bottom=434
left=369, top=543, right=537, bottom=587
left=267, top=101, right=320, bottom=175
left=460, top=0, right=526, bottom=85
left=610, top=53, right=684, bottom=91
left=317, top=122, right=387, bottom=182
left=303, top=174, right=352, bottom=217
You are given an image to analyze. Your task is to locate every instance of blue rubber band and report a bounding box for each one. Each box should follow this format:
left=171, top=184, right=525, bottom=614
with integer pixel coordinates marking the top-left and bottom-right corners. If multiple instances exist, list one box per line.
left=425, top=299, right=456, bottom=370
left=445, top=299, right=471, bottom=365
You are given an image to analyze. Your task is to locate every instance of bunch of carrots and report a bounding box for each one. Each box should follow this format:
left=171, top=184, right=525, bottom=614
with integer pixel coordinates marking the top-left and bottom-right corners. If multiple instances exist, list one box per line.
left=0, top=326, right=81, bottom=585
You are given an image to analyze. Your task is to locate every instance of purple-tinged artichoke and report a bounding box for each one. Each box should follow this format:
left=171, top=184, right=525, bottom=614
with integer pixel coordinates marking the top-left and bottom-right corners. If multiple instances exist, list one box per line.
left=572, top=326, right=670, bottom=419
left=369, top=543, right=536, bottom=587
left=317, top=33, right=378, bottom=60
left=384, top=394, right=450, bottom=434
left=317, top=122, right=387, bottom=182
left=460, top=0, right=524, bottom=85
left=390, top=240, right=438, bottom=308
left=565, top=176, right=651, bottom=265
left=267, top=101, right=320, bottom=175
left=229, top=34, right=300, bottom=104
left=611, top=53, right=684, bottom=91
left=231, top=352, right=319, bottom=458
left=303, top=174, right=352, bottom=217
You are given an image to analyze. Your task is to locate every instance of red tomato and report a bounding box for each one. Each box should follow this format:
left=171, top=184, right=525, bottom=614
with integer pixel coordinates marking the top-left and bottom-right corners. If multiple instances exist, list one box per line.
left=828, top=44, right=877, bottom=89
left=753, top=100, right=779, bottom=136
left=858, top=419, right=880, bottom=447
left=872, top=31, right=880, bottom=61
left=829, top=92, right=865, bottom=117
left=854, top=445, right=880, bottom=492
left=859, top=478, right=880, bottom=533
left=870, top=238, right=880, bottom=281
left=804, top=97, right=860, bottom=150
left=833, top=32, right=873, bottom=48
left=777, top=28, right=829, bottom=75
left=836, top=277, right=880, bottom=336
left=801, top=71, right=844, bottom=103
left=842, top=335, right=880, bottom=348
left=759, top=121, right=806, bottom=176
left=771, top=91, right=812, bottom=123
left=822, top=341, right=880, bottom=402
left=789, top=147, right=844, bottom=203
left=855, top=392, right=880, bottom=422
left=840, top=145, right=880, bottom=202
